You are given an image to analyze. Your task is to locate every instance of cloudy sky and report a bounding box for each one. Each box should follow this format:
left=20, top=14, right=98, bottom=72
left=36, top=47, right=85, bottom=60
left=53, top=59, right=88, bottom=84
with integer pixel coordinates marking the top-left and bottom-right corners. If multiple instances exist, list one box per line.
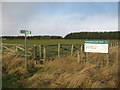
left=2, top=2, right=118, bottom=36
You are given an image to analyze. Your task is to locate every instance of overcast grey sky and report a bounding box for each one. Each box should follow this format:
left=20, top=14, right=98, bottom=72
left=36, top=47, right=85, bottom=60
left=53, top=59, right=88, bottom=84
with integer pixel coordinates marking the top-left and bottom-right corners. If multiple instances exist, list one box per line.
left=2, top=2, right=118, bottom=36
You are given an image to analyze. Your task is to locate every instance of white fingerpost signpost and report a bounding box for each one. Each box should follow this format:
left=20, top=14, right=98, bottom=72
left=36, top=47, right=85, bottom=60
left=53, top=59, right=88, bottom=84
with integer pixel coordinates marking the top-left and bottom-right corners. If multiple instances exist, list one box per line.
left=20, top=30, right=31, bottom=70
left=84, top=40, right=109, bottom=65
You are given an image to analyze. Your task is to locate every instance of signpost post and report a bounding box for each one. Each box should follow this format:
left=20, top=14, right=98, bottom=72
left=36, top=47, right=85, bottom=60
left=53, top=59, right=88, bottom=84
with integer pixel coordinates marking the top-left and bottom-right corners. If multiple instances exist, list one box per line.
left=20, top=30, right=31, bottom=70
left=84, top=40, right=109, bottom=65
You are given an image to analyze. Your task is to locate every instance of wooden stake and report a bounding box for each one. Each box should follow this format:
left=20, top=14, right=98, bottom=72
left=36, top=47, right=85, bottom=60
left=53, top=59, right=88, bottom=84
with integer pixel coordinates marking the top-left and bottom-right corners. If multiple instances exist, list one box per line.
left=58, top=44, right=60, bottom=58
left=43, top=46, right=46, bottom=61
left=106, top=53, right=109, bottom=66
left=111, top=43, right=113, bottom=47
left=114, top=42, right=115, bottom=46
left=77, top=50, right=80, bottom=63
left=33, top=45, right=37, bottom=65
left=16, top=45, right=18, bottom=52
left=85, top=52, right=88, bottom=63
left=39, top=45, right=41, bottom=59
left=80, top=44, right=83, bottom=63
left=117, top=41, right=119, bottom=46
left=33, top=44, right=36, bottom=60
left=15, top=45, right=18, bottom=57
left=106, top=44, right=109, bottom=66
left=71, top=44, right=74, bottom=56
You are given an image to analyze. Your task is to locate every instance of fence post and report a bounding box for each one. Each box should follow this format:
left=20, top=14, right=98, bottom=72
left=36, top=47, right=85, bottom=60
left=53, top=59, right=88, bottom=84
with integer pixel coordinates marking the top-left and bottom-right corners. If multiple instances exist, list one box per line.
left=85, top=52, right=88, bottom=63
left=16, top=45, right=18, bottom=52
left=112, top=42, right=113, bottom=47
left=110, top=42, right=112, bottom=47
left=114, top=42, right=115, bottom=46
left=83, top=44, right=87, bottom=63
left=80, top=44, right=83, bottom=63
left=58, top=44, right=60, bottom=58
left=33, top=45, right=35, bottom=59
left=15, top=45, right=18, bottom=57
left=109, top=43, right=111, bottom=47
left=116, top=42, right=118, bottom=46
left=111, top=43, right=113, bottom=47
left=33, top=45, right=36, bottom=59
left=34, top=44, right=37, bottom=65
left=106, top=44, right=109, bottom=66
left=71, top=44, right=74, bottom=56
left=39, top=45, right=41, bottom=59
left=43, top=46, right=46, bottom=61
left=77, top=50, right=80, bottom=63
left=117, top=41, right=118, bottom=46
left=115, top=42, right=116, bottom=46
left=106, top=53, right=109, bottom=66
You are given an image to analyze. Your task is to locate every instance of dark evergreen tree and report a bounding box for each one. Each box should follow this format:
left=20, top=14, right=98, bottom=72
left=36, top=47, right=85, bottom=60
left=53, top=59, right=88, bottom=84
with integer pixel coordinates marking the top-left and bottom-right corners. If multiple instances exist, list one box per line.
left=64, top=31, right=120, bottom=40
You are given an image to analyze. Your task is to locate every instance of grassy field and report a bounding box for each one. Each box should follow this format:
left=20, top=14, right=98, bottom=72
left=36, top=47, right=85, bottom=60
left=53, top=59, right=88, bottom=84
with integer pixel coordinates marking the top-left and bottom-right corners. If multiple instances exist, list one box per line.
left=2, top=39, right=119, bottom=45
left=2, top=39, right=119, bottom=60
left=2, top=39, right=83, bottom=45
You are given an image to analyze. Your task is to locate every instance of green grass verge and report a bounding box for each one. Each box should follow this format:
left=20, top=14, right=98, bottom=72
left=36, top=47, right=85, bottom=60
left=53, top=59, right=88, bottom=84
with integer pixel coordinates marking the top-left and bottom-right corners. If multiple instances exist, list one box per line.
left=2, top=39, right=83, bottom=45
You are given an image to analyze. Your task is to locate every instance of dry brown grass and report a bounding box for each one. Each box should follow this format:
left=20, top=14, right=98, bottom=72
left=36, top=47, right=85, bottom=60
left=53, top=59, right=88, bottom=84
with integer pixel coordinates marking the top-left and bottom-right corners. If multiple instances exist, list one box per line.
left=2, top=53, right=34, bottom=76
left=2, top=46, right=119, bottom=88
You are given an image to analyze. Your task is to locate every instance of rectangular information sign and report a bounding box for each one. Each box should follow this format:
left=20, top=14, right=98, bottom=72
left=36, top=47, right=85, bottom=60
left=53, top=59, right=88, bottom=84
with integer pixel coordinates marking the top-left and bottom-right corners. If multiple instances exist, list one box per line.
left=84, top=40, right=108, bottom=53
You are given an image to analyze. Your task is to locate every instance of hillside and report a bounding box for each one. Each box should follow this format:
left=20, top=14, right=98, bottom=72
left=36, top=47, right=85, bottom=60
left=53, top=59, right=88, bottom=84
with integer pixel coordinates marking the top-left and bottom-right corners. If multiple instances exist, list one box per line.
left=2, top=46, right=119, bottom=88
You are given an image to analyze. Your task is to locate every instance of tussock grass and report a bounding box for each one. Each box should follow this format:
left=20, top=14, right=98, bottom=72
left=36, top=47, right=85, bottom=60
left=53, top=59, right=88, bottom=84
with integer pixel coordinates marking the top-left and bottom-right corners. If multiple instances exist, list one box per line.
left=2, top=46, right=119, bottom=88
left=2, top=53, right=34, bottom=76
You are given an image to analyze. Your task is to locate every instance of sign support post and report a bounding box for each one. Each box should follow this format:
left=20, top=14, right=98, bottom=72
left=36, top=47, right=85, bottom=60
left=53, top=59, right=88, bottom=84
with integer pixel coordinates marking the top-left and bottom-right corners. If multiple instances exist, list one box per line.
left=106, top=53, right=109, bottom=66
left=25, top=33, right=27, bottom=70
left=106, top=45, right=109, bottom=66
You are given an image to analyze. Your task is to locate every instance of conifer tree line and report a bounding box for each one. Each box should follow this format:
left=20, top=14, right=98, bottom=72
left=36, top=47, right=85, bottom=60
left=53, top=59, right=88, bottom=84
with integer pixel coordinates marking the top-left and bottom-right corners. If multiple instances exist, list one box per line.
left=64, top=31, right=120, bottom=39
left=2, top=31, right=120, bottom=40
left=2, top=35, right=63, bottom=40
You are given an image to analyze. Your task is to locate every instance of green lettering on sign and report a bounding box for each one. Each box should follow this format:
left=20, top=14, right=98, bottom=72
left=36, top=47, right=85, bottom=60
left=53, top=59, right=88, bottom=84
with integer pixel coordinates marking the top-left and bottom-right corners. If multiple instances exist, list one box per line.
left=85, top=40, right=108, bottom=44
